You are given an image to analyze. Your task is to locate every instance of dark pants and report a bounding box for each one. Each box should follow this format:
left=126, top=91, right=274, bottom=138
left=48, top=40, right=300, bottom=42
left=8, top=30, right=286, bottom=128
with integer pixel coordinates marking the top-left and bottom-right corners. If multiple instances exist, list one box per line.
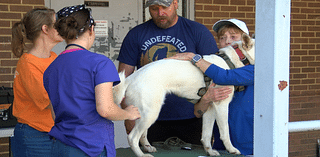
left=147, top=117, right=203, bottom=145
left=12, top=123, right=52, bottom=157
left=51, top=139, right=107, bottom=157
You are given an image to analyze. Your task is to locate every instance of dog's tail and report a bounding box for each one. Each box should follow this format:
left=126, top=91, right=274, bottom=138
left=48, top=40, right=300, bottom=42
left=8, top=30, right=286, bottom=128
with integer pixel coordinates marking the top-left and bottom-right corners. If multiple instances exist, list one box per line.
left=113, top=70, right=127, bottom=105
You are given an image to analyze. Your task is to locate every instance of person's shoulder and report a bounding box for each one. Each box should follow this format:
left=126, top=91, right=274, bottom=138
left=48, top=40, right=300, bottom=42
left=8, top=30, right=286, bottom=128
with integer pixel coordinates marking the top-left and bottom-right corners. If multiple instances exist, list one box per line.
left=179, top=16, right=205, bottom=27
left=178, top=16, right=208, bottom=32
left=85, top=50, right=112, bottom=62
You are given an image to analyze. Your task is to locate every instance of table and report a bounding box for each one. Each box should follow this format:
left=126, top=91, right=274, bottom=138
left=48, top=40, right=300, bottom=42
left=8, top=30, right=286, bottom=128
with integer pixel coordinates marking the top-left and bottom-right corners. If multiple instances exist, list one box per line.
left=116, top=146, right=246, bottom=157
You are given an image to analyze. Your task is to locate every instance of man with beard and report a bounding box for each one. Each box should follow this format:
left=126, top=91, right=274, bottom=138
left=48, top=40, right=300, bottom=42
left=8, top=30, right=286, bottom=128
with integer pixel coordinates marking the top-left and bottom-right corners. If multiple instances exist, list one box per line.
left=117, top=0, right=224, bottom=145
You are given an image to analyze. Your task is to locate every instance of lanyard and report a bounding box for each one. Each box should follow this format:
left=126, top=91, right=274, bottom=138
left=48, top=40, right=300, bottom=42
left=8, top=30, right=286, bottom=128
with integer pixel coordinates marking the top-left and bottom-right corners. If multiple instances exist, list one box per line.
left=65, top=44, right=87, bottom=50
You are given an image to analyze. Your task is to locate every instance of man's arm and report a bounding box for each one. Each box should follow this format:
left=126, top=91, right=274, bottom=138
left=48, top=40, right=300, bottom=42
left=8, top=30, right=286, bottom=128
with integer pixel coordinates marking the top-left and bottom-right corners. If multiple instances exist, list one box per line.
left=118, top=62, right=135, bottom=77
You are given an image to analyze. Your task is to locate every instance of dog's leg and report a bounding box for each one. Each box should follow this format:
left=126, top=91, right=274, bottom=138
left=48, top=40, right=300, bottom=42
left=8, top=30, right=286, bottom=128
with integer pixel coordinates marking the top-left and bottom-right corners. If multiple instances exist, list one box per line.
left=140, top=129, right=156, bottom=153
left=127, top=98, right=163, bottom=157
left=128, top=116, right=156, bottom=157
left=214, top=100, right=241, bottom=155
left=201, top=105, right=220, bottom=156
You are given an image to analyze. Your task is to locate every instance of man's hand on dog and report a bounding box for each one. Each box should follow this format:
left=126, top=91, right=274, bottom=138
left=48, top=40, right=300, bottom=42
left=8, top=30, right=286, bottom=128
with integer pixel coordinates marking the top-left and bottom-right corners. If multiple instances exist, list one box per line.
left=194, top=83, right=232, bottom=118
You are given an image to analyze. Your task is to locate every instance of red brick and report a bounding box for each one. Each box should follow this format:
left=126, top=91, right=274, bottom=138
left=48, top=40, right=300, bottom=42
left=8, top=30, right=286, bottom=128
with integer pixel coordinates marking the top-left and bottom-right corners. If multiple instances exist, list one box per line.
left=0, top=44, right=11, bottom=51
left=0, top=0, right=21, bottom=4
left=301, top=20, right=316, bottom=25
left=0, top=12, right=21, bottom=20
left=294, top=38, right=308, bottom=43
left=309, top=37, right=320, bottom=43
left=0, top=52, right=12, bottom=59
left=195, top=5, right=203, bottom=11
left=245, top=13, right=255, bottom=18
left=1, top=60, right=17, bottom=66
left=221, top=6, right=236, bottom=11
left=301, top=56, right=315, bottom=61
left=308, top=2, right=320, bottom=7
left=301, top=77, right=315, bottom=83
left=0, top=28, right=11, bottom=36
left=0, top=37, right=11, bottom=43
left=212, top=0, right=228, bottom=5
left=293, top=50, right=308, bottom=55
left=196, top=0, right=213, bottom=4
left=301, top=32, right=315, bottom=37
left=213, top=12, right=229, bottom=17
left=308, top=61, right=320, bottom=66
left=10, top=5, right=33, bottom=12
left=292, top=26, right=307, bottom=31
left=309, top=85, right=320, bottom=91
left=230, top=12, right=246, bottom=18
left=291, top=8, right=300, bottom=13
left=195, top=11, right=213, bottom=17
left=293, top=85, right=308, bottom=90
left=0, top=75, right=14, bottom=81
left=0, top=5, right=9, bottom=11
left=0, top=68, right=11, bottom=74
left=230, top=0, right=245, bottom=5
left=291, top=13, right=307, bottom=19
left=291, top=20, right=301, bottom=25
left=22, top=0, right=44, bottom=5
left=292, top=62, right=308, bottom=68
left=203, top=5, right=219, bottom=11
left=238, top=6, right=254, bottom=12
left=309, top=50, right=320, bottom=55
left=292, top=2, right=308, bottom=7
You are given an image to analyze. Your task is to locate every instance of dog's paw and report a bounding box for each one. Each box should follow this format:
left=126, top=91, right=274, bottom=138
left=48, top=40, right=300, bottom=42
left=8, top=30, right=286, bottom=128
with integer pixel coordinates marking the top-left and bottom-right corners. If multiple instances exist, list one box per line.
left=141, top=154, right=154, bottom=157
left=206, top=149, right=220, bottom=156
left=228, top=147, right=241, bottom=155
left=142, top=145, right=157, bottom=153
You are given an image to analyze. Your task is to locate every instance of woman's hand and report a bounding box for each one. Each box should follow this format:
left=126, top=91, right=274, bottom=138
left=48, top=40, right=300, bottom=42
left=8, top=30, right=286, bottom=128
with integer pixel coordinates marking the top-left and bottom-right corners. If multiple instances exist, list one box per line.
left=124, top=105, right=141, bottom=121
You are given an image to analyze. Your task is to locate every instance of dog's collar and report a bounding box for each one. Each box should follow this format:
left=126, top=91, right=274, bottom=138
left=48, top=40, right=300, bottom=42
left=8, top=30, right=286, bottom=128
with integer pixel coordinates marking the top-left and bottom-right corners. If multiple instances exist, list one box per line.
left=232, top=45, right=250, bottom=66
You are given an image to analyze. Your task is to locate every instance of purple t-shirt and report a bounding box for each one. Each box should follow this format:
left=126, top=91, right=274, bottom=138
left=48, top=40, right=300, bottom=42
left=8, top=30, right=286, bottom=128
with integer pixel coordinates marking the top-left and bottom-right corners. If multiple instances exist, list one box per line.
left=43, top=49, right=120, bottom=157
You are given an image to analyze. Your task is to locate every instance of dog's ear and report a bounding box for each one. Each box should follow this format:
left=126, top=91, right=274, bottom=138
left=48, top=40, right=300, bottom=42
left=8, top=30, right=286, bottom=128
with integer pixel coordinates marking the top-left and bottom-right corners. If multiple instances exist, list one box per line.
left=241, top=33, right=253, bottom=51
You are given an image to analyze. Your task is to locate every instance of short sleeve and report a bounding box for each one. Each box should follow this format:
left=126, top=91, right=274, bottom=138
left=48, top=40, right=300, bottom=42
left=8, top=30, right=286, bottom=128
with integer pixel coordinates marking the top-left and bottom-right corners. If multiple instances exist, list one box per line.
left=95, top=57, right=120, bottom=87
left=117, top=29, right=140, bottom=66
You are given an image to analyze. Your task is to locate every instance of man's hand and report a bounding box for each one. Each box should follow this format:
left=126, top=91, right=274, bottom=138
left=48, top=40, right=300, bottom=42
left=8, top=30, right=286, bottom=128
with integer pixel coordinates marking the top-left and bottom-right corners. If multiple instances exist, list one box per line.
left=203, top=83, right=233, bottom=102
left=194, top=83, right=233, bottom=118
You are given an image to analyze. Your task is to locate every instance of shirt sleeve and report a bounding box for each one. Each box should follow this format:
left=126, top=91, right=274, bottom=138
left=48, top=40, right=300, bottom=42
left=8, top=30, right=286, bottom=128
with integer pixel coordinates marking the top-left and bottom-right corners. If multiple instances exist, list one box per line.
left=204, top=64, right=254, bottom=86
left=20, top=62, right=50, bottom=110
left=117, top=29, right=140, bottom=66
left=95, top=57, right=120, bottom=87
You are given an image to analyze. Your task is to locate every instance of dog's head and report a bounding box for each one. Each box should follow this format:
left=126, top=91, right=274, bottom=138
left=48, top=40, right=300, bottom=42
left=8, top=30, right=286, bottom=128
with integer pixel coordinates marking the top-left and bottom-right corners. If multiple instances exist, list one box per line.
left=218, top=33, right=255, bottom=68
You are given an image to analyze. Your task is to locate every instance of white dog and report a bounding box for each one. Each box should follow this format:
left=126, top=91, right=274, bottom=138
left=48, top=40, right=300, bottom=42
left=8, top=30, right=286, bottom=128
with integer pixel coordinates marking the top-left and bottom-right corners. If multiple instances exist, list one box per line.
left=113, top=34, right=255, bottom=157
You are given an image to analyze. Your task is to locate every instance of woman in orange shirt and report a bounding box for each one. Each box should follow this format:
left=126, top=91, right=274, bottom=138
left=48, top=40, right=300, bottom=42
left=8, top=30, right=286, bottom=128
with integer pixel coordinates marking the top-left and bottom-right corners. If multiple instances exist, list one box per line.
left=11, top=8, right=63, bottom=156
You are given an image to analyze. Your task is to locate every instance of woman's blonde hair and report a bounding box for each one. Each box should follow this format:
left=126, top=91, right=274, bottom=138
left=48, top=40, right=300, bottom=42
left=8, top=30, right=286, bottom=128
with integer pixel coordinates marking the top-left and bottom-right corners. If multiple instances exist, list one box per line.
left=11, top=8, right=55, bottom=57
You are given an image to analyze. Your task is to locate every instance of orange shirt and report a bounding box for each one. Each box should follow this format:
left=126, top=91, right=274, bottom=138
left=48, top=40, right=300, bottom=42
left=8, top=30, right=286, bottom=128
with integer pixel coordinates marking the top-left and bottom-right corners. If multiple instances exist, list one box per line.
left=13, top=52, right=57, bottom=132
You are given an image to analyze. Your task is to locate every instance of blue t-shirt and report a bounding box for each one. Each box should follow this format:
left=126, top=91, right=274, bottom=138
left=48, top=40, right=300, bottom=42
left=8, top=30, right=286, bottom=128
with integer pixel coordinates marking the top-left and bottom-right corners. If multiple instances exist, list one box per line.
left=205, top=64, right=254, bottom=155
left=43, top=49, right=120, bottom=157
left=118, top=16, right=219, bottom=120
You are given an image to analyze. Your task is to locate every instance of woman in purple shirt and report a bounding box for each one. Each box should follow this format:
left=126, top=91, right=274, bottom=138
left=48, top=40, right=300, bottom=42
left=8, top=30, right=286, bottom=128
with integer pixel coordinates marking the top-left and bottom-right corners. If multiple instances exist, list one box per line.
left=43, top=4, right=140, bottom=157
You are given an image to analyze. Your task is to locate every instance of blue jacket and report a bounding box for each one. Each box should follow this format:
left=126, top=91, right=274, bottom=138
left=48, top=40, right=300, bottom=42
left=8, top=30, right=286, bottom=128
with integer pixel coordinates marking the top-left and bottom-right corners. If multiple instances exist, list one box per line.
left=205, top=64, right=254, bottom=155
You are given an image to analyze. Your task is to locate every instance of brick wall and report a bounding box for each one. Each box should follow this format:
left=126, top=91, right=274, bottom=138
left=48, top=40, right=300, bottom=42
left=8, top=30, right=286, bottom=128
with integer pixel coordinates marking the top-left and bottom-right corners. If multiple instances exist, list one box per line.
left=0, top=0, right=319, bottom=157
left=0, top=1, right=45, bottom=157
left=195, top=0, right=320, bottom=157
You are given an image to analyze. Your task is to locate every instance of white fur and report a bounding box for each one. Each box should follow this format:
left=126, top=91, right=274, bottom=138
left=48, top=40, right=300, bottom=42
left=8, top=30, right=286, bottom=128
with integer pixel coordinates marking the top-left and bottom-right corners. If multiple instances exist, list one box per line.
left=113, top=34, right=255, bottom=157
